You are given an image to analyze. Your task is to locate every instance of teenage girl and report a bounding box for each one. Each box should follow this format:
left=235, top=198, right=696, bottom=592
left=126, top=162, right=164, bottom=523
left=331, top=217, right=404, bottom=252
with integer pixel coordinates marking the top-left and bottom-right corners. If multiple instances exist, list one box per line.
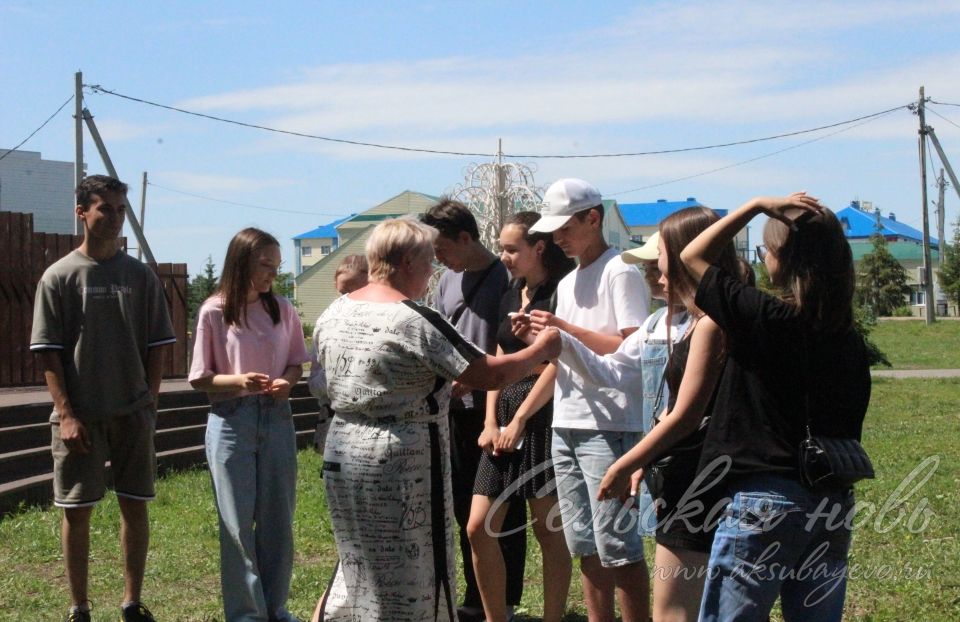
left=467, top=212, right=575, bottom=622
left=189, top=227, right=309, bottom=622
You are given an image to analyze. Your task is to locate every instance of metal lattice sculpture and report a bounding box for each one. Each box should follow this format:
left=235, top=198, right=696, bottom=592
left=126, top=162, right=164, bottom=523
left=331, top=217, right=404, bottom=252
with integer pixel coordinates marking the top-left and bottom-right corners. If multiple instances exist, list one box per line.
left=448, top=142, right=544, bottom=251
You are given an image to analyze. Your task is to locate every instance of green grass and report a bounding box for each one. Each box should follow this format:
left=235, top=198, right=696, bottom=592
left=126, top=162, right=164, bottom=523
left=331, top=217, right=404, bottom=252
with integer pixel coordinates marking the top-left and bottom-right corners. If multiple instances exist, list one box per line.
left=2, top=379, right=958, bottom=620
left=871, top=319, right=960, bottom=369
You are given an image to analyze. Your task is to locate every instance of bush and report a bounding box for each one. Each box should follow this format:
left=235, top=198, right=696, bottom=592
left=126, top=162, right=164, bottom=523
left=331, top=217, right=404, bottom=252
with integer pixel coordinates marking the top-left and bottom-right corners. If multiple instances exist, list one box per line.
left=892, top=306, right=913, bottom=317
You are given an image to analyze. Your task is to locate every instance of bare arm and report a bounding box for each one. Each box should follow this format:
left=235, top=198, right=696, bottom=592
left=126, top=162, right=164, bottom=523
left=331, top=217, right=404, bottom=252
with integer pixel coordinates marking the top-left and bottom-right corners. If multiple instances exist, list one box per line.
left=457, top=328, right=561, bottom=390
left=39, top=351, right=89, bottom=454
left=146, top=345, right=167, bottom=408
left=478, top=346, right=505, bottom=454
left=597, top=317, right=725, bottom=500
left=526, top=309, right=632, bottom=354
left=681, top=193, right=823, bottom=283
left=496, top=362, right=557, bottom=452
left=190, top=372, right=271, bottom=393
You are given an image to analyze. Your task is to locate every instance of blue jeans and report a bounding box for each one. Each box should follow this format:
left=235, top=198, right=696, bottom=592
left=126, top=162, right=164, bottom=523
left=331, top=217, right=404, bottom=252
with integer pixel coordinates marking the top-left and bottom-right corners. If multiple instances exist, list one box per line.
left=206, top=395, right=299, bottom=622
left=551, top=428, right=645, bottom=567
left=699, top=473, right=855, bottom=622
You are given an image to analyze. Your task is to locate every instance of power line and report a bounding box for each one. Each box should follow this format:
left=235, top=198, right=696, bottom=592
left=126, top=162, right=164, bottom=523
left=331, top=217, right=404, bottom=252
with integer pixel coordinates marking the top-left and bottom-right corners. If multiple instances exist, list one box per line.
left=926, top=107, right=960, bottom=131
left=608, top=110, right=897, bottom=196
left=147, top=181, right=349, bottom=217
left=0, top=95, right=75, bottom=162
left=86, top=84, right=912, bottom=160
left=929, top=100, right=960, bottom=107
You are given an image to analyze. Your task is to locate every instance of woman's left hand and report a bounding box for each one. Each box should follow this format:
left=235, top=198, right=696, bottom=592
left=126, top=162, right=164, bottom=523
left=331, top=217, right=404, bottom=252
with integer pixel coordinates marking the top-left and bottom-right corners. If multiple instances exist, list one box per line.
left=597, top=462, right=633, bottom=503
left=752, top=192, right=823, bottom=224
left=267, top=378, right=292, bottom=401
left=495, top=419, right=526, bottom=453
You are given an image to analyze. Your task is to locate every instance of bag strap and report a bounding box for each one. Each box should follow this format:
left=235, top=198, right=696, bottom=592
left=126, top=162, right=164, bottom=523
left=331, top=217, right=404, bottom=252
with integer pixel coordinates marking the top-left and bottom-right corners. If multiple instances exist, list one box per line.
left=450, top=258, right=501, bottom=326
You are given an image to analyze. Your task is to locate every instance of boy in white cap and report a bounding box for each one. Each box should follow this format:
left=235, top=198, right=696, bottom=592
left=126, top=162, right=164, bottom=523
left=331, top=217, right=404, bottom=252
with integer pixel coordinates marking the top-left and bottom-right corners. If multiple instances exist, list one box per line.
left=517, top=178, right=651, bottom=621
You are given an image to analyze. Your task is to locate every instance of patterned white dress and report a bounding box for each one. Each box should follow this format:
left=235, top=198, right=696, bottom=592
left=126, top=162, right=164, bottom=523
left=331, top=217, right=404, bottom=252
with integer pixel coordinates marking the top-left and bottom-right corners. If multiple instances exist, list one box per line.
left=311, top=297, right=483, bottom=622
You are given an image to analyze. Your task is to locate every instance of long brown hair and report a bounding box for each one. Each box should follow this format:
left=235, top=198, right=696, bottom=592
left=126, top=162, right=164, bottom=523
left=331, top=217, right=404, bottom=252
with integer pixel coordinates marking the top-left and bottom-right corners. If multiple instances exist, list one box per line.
left=660, top=206, right=741, bottom=314
left=763, top=207, right=854, bottom=333
left=217, top=227, right=281, bottom=327
left=505, top=211, right=576, bottom=281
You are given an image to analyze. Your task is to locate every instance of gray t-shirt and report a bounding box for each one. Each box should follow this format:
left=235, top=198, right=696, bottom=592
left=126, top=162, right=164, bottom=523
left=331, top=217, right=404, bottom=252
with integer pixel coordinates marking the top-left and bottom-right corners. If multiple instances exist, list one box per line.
left=30, top=250, right=176, bottom=421
left=433, top=259, right=509, bottom=408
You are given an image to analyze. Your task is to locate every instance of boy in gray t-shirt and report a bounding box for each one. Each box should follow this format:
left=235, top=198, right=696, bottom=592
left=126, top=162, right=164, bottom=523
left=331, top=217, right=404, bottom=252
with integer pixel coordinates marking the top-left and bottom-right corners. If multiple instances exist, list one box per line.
left=30, top=175, right=175, bottom=622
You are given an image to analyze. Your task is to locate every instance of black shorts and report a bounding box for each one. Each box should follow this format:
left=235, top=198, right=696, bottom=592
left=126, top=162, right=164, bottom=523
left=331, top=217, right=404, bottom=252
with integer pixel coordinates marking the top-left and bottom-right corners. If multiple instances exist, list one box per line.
left=651, top=452, right=726, bottom=553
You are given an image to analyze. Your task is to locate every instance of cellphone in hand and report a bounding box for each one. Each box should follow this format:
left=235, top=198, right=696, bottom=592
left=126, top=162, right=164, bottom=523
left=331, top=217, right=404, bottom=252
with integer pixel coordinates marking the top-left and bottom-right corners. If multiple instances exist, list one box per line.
left=500, top=426, right=524, bottom=449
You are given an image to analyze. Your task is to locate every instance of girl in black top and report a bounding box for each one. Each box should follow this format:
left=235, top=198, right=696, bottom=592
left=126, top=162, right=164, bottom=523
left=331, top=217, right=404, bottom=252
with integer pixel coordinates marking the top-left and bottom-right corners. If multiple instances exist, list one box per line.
left=681, top=193, right=871, bottom=622
left=597, top=207, right=741, bottom=622
left=467, top=211, right=575, bottom=622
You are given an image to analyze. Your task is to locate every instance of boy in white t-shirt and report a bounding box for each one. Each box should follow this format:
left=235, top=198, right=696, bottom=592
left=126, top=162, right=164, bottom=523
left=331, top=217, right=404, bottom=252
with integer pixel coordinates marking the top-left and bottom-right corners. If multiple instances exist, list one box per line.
left=517, top=178, right=651, bottom=622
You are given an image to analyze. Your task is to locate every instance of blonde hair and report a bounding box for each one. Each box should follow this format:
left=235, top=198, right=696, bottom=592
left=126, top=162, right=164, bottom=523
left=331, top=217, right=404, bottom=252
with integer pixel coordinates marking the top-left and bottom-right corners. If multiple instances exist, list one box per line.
left=365, top=216, right=437, bottom=281
left=334, top=254, right=368, bottom=279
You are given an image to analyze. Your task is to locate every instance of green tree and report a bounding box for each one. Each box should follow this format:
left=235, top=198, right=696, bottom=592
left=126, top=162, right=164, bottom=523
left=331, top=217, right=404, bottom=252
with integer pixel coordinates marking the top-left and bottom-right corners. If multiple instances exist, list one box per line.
left=937, top=216, right=960, bottom=309
left=188, top=256, right=219, bottom=329
left=855, top=233, right=911, bottom=316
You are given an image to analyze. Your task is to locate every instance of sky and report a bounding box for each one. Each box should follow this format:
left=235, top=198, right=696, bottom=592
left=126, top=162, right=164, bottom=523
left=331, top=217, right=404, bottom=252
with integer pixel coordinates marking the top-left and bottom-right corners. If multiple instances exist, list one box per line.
left=2, top=0, right=960, bottom=277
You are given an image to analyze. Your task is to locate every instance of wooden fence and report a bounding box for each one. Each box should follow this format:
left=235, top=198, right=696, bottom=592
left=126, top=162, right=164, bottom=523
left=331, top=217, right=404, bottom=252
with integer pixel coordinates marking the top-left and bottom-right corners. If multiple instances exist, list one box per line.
left=0, top=211, right=188, bottom=386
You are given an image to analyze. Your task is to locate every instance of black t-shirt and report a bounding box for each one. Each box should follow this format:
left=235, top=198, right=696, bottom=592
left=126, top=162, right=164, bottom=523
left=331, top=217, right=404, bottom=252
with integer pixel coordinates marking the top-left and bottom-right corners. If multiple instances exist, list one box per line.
left=495, top=278, right=560, bottom=354
left=694, top=265, right=871, bottom=479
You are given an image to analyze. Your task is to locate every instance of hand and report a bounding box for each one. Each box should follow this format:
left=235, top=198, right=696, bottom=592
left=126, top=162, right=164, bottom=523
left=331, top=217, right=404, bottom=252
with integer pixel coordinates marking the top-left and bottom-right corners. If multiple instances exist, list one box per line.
left=629, top=467, right=645, bottom=498
left=527, top=309, right=558, bottom=336
left=59, top=413, right=91, bottom=455
left=511, top=313, right=535, bottom=344
left=451, top=381, right=471, bottom=400
left=477, top=426, right=500, bottom=455
left=597, top=462, right=634, bottom=503
left=495, top=419, right=526, bottom=454
left=237, top=372, right=270, bottom=392
left=267, top=378, right=292, bottom=400
left=532, top=327, right=562, bottom=360
left=752, top=192, right=823, bottom=225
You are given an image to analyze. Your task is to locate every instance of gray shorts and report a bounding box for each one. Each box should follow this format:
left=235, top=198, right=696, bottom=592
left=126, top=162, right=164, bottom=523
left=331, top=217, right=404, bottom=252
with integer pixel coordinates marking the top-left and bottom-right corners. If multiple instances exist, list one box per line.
left=51, top=406, right=157, bottom=508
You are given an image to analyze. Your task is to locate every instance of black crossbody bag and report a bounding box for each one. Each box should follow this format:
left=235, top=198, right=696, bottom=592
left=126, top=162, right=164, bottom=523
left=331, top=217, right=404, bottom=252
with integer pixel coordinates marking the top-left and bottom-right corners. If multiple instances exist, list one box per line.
left=798, top=336, right=875, bottom=491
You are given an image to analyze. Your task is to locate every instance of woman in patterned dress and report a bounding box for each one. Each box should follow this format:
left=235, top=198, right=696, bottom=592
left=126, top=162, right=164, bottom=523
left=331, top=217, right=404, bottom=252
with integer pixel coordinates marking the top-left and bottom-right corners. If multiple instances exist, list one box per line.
left=310, top=217, right=560, bottom=622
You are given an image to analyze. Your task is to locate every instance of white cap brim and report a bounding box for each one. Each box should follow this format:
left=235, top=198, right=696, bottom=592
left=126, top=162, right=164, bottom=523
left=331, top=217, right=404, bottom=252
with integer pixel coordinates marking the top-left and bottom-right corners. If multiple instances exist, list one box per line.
left=621, top=232, right=660, bottom=264
left=528, top=213, right=574, bottom=234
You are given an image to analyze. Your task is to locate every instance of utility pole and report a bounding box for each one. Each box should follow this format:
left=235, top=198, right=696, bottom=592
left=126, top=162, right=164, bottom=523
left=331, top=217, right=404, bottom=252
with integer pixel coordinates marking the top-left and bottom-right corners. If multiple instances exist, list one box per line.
left=137, top=171, right=148, bottom=261
left=935, top=169, right=946, bottom=266
left=917, top=87, right=935, bottom=323
left=495, top=138, right=507, bottom=234
left=74, top=71, right=84, bottom=235
left=82, top=108, right=156, bottom=263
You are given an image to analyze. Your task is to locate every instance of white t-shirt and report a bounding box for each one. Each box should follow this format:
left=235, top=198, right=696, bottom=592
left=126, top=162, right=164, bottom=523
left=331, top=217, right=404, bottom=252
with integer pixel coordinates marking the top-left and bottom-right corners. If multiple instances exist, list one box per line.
left=552, top=247, right=650, bottom=431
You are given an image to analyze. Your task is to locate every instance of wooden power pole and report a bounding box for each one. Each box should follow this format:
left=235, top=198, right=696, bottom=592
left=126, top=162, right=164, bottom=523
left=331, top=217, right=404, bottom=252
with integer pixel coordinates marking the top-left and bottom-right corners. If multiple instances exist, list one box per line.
left=74, top=71, right=84, bottom=235
left=917, top=87, right=935, bottom=323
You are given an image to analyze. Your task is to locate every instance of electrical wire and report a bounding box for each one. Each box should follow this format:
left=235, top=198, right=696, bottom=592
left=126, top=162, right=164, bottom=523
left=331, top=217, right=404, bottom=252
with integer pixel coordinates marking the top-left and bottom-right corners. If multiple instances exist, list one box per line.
left=147, top=181, right=349, bottom=217
left=929, top=100, right=960, bottom=107
left=608, top=110, right=896, bottom=196
left=0, top=95, right=75, bottom=162
left=86, top=84, right=912, bottom=160
left=926, top=107, right=960, bottom=132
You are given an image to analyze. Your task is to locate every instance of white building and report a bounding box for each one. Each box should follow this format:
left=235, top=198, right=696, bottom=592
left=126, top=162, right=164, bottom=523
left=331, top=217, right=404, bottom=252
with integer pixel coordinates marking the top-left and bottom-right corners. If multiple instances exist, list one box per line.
left=0, top=149, right=75, bottom=234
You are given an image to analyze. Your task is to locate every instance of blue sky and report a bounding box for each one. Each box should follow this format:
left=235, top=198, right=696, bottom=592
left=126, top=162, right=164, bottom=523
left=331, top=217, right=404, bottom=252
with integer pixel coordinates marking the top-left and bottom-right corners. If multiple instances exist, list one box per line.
left=3, top=0, right=960, bottom=276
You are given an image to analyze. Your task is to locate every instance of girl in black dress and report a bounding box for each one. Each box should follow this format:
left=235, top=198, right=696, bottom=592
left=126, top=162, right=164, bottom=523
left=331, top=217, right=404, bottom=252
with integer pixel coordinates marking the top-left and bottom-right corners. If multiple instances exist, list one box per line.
left=466, top=211, right=575, bottom=622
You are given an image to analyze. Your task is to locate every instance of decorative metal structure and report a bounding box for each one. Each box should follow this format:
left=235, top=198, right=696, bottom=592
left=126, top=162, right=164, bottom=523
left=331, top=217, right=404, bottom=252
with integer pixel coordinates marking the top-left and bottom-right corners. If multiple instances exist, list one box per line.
left=449, top=140, right=544, bottom=251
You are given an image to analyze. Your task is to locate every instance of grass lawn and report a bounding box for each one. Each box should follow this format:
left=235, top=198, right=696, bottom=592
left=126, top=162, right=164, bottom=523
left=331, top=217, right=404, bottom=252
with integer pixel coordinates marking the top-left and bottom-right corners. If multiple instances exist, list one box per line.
left=1, top=378, right=958, bottom=621
left=871, top=319, right=960, bottom=369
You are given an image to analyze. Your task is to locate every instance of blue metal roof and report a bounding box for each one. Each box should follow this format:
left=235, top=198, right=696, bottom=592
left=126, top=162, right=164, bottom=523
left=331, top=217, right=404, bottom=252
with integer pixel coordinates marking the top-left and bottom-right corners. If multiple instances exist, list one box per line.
left=617, top=198, right=727, bottom=227
left=292, top=214, right=355, bottom=240
left=835, top=203, right=937, bottom=246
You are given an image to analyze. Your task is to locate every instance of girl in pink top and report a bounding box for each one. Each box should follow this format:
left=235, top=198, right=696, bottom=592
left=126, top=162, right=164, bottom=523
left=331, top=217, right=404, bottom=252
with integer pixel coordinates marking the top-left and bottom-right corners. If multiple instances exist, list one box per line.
left=189, top=227, right=308, bottom=622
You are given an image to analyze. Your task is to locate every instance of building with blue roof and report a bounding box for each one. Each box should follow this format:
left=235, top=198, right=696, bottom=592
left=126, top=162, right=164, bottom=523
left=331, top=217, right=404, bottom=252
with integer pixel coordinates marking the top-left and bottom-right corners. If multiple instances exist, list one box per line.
left=617, top=197, right=749, bottom=259
left=292, top=214, right=356, bottom=275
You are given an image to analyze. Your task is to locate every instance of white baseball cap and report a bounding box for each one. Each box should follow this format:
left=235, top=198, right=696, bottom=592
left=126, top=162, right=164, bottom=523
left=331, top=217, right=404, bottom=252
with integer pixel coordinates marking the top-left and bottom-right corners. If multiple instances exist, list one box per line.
left=529, top=178, right=602, bottom=233
left=621, top=231, right=660, bottom=264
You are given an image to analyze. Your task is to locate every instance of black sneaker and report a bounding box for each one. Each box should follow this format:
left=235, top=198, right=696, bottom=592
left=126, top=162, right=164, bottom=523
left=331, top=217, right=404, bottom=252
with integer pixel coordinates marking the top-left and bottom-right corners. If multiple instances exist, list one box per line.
left=64, top=609, right=91, bottom=622
left=120, top=602, right=157, bottom=622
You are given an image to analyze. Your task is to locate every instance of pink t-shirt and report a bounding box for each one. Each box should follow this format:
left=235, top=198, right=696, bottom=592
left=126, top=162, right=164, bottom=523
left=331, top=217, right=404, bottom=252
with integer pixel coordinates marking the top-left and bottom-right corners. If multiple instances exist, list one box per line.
left=189, top=294, right=309, bottom=402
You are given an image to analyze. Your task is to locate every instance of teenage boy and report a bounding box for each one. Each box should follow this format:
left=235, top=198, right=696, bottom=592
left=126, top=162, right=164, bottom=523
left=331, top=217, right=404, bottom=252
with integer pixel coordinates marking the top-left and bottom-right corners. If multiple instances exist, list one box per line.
left=30, top=175, right=176, bottom=622
left=525, top=178, right=651, bottom=622
left=421, top=199, right=526, bottom=622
